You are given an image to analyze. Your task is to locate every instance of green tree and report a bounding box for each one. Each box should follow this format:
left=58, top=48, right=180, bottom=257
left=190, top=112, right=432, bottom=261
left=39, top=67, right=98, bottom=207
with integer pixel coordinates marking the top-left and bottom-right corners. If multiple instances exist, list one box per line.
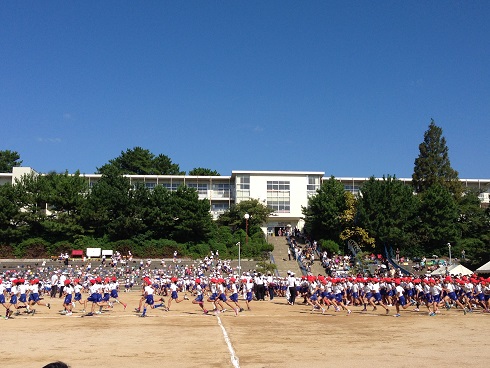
left=0, top=150, right=22, bottom=172
left=217, top=199, right=271, bottom=235
left=457, top=189, right=490, bottom=241
left=98, top=147, right=184, bottom=175
left=417, top=183, right=459, bottom=254
left=37, top=171, right=88, bottom=241
left=339, top=191, right=375, bottom=249
left=455, top=189, right=490, bottom=266
left=81, top=165, right=144, bottom=240
left=0, top=183, right=25, bottom=242
left=356, top=176, right=418, bottom=252
left=188, top=167, right=220, bottom=176
left=302, top=176, right=348, bottom=242
left=12, top=172, right=49, bottom=237
left=412, top=119, right=463, bottom=197
left=166, top=185, right=215, bottom=244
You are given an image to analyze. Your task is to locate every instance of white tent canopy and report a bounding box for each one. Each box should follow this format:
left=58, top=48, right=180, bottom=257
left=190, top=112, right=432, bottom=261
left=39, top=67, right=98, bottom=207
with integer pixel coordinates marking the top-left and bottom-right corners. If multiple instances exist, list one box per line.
left=430, top=263, right=473, bottom=276
left=476, top=260, right=490, bottom=273
left=446, top=264, right=473, bottom=276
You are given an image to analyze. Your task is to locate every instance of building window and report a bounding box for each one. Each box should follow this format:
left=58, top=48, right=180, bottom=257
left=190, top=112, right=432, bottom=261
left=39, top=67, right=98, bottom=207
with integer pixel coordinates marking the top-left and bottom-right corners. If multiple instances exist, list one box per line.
left=267, top=180, right=290, bottom=213
left=187, top=183, right=208, bottom=195
left=212, top=183, right=231, bottom=198
left=236, top=175, right=250, bottom=199
left=307, top=176, right=320, bottom=196
left=161, top=182, right=182, bottom=192
left=211, top=203, right=229, bottom=213
left=343, top=185, right=360, bottom=195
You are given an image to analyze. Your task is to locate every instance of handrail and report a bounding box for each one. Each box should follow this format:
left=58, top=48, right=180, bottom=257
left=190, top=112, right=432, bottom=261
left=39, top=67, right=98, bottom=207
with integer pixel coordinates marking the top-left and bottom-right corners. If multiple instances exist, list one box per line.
left=384, top=244, right=412, bottom=276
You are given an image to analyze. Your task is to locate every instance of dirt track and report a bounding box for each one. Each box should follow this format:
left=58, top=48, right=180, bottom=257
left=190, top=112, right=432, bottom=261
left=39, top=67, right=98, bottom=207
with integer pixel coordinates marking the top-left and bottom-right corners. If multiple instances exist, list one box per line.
left=2, top=291, right=488, bottom=368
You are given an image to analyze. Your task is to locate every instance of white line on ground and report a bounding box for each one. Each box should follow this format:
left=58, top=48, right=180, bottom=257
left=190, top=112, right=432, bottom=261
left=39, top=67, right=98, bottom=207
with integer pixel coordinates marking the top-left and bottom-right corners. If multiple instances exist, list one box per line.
left=216, top=314, right=240, bottom=368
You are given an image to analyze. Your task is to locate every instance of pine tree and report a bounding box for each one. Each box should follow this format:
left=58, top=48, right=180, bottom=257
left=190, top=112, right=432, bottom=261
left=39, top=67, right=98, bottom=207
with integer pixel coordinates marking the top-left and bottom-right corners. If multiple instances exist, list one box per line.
left=412, top=119, right=463, bottom=197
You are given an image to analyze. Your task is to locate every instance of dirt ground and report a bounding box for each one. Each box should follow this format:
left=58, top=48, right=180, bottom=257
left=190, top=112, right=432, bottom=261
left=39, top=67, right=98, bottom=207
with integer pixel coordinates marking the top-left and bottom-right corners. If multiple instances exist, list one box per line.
left=3, top=291, right=488, bottom=368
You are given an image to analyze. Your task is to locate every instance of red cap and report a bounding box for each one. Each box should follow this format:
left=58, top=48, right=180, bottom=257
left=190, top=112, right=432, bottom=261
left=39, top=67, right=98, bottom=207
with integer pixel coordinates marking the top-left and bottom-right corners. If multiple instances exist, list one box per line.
left=64, top=279, right=71, bottom=285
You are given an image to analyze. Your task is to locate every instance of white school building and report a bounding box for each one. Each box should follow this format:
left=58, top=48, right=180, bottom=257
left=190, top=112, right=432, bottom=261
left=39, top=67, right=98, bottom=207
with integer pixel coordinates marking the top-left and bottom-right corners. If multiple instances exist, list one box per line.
left=1, top=166, right=489, bottom=235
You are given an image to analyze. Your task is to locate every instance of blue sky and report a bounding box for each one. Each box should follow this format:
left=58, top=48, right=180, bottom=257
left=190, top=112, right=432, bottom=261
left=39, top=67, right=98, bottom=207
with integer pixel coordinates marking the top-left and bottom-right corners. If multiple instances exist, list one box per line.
left=1, top=1, right=489, bottom=178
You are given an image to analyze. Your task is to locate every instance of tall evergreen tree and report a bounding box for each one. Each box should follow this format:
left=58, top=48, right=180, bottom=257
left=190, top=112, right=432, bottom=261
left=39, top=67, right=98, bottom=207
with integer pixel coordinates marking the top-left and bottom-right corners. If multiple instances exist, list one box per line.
left=302, top=176, right=348, bottom=242
left=0, top=150, right=22, bottom=172
left=412, top=119, right=463, bottom=197
left=417, top=183, right=459, bottom=254
left=188, top=167, right=220, bottom=176
left=356, top=176, right=418, bottom=252
left=97, top=147, right=184, bottom=175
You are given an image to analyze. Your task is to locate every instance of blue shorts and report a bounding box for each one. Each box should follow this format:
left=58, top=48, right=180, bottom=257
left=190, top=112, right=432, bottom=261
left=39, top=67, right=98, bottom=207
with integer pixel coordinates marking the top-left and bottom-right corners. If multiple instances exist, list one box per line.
left=208, top=293, right=218, bottom=301
left=230, top=293, right=239, bottom=303
left=218, top=293, right=227, bottom=302
left=310, top=294, right=318, bottom=301
left=111, top=290, right=119, bottom=298
left=398, top=296, right=406, bottom=306
left=10, top=295, right=17, bottom=304
left=194, top=295, right=203, bottom=303
left=19, top=294, right=27, bottom=303
left=448, top=292, right=458, bottom=301
left=352, top=292, right=359, bottom=299
left=171, top=291, right=178, bottom=300
left=64, top=295, right=72, bottom=304
left=0, top=295, right=5, bottom=304
left=88, top=293, right=102, bottom=303
left=334, top=293, right=343, bottom=303
left=74, top=293, right=82, bottom=301
left=246, top=291, right=253, bottom=302
left=432, top=294, right=441, bottom=303
left=145, top=295, right=154, bottom=306
left=372, top=292, right=382, bottom=302
left=29, top=293, right=41, bottom=302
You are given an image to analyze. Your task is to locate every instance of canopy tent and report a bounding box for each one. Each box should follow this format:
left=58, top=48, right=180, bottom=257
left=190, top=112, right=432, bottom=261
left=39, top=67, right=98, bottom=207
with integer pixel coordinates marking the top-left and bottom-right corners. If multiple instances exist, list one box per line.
left=446, top=264, right=473, bottom=276
left=430, top=263, right=473, bottom=276
left=476, top=260, right=490, bottom=274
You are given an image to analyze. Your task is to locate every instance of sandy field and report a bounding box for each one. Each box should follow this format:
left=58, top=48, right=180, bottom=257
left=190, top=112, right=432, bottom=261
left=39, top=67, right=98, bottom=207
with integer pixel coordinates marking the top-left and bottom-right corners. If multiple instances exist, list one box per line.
left=2, top=290, right=489, bottom=368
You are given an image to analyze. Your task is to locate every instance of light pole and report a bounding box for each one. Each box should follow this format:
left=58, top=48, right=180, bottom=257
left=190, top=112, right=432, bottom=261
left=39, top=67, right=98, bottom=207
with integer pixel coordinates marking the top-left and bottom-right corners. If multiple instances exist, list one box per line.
left=244, top=213, right=250, bottom=246
left=447, top=243, right=452, bottom=265
left=236, top=242, right=241, bottom=272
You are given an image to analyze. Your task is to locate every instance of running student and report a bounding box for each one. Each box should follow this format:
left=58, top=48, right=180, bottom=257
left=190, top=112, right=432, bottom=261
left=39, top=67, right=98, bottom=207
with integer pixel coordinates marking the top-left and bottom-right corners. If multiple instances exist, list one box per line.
left=109, top=277, right=127, bottom=310
left=227, top=278, right=244, bottom=312
left=140, top=277, right=166, bottom=317
left=28, top=278, right=51, bottom=314
left=73, top=279, right=87, bottom=312
left=216, top=278, right=239, bottom=316
left=167, top=277, right=187, bottom=311
left=393, top=278, right=414, bottom=317
left=191, top=278, right=208, bottom=314
left=61, top=279, right=74, bottom=316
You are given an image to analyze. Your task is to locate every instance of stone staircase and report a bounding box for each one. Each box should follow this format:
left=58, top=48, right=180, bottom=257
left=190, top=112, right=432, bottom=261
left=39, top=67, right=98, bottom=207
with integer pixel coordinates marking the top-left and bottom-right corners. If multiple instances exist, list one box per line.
left=268, top=235, right=302, bottom=277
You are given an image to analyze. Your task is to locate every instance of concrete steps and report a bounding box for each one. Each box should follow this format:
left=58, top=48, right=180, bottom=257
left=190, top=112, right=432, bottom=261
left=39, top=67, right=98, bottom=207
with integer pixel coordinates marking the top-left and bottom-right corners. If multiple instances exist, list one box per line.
left=268, top=236, right=302, bottom=277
